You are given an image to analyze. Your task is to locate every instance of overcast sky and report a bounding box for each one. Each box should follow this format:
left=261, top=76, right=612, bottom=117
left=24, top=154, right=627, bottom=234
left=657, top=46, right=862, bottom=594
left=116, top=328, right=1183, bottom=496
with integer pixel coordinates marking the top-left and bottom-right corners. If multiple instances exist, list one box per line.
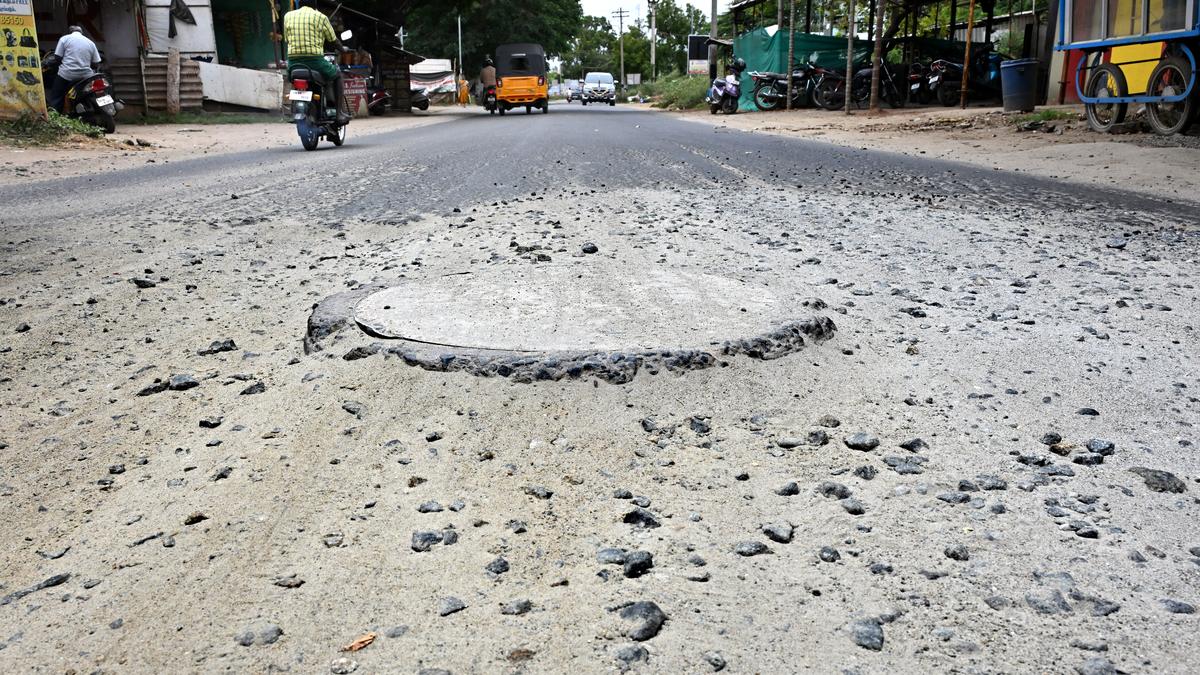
left=579, top=0, right=723, bottom=25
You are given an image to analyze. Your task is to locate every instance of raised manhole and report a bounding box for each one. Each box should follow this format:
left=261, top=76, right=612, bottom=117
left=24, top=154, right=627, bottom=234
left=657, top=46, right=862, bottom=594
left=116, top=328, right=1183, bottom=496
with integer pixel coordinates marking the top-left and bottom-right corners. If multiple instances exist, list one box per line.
left=354, top=268, right=781, bottom=352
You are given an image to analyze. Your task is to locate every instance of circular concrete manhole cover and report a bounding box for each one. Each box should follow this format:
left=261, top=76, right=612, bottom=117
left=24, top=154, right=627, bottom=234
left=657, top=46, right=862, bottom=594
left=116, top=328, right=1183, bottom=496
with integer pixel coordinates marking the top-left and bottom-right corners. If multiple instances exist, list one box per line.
left=354, top=268, right=781, bottom=352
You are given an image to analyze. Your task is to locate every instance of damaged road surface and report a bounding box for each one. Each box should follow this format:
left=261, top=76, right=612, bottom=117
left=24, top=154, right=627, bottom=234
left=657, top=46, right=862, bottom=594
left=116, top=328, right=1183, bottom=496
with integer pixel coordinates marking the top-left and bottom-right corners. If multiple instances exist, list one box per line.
left=0, top=105, right=1197, bottom=673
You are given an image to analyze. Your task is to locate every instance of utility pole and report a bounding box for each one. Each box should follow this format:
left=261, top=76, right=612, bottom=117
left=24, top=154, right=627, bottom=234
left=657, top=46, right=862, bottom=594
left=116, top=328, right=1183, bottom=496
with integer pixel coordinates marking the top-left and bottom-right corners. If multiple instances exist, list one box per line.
left=650, top=1, right=657, bottom=81
left=709, top=0, right=717, bottom=82
left=613, top=8, right=629, bottom=88
left=456, top=14, right=463, bottom=83
left=844, top=0, right=855, bottom=114
left=786, top=0, right=796, bottom=110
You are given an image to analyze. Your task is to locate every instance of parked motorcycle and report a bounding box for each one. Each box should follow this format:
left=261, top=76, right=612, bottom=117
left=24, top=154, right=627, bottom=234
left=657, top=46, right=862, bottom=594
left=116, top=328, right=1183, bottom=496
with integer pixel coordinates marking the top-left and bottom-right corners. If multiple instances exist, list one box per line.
left=850, top=64, right=906, bottom=108
left=750, top=64, right=815, bottom=111
left=706, top=58, right=746, bottom=115
left=366, top=84, right=389, bottom=115
left=411, top=86, right=430, bottom=111
left=41, top=52, right=122, bottom=133
left=929, top=51, right=1008, bottom=106
left=288, top=52, right=348, bottom=150
left=907, top=62, right=932, bottom=105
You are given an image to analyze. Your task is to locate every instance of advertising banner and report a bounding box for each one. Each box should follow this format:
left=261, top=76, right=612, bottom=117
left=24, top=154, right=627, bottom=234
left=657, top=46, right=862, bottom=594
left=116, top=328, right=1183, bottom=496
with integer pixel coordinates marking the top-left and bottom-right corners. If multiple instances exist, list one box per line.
left=0, top=0, right=48, bottom=120
left=343, top=73, right=368, bottom=117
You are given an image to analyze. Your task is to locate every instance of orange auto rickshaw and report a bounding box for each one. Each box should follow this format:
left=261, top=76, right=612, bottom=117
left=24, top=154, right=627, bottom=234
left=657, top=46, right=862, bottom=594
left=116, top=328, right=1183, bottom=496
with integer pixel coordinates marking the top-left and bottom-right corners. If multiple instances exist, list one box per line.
left=495, top=43, right=549, bottom=115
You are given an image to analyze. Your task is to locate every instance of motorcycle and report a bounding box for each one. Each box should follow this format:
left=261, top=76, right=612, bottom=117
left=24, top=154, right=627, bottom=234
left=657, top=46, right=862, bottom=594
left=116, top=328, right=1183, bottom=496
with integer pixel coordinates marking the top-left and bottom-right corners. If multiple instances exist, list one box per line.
left=849, top=64, right=906, bottom=108
left=289, top=52, right=348, bottom=150
left=367, top=83, right=389, bottom=115
left=929, top=51, right=1008, bottom=106
left=908, top=62, right=932, bottom=105
left=411, top=86, right=430, bottom=111
left=41, top=53, right=122, bottom=133
left=481, top=84, right=498, bottom=114
left=706, top=60, right=745, bottom=115
left=749, top=65, right=815, bottom=111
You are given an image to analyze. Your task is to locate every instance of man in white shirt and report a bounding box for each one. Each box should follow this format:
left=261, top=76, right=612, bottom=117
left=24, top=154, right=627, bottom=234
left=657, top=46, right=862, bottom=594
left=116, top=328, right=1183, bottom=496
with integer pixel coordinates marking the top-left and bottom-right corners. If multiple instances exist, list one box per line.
left=49, top=26, right=101, bottom=112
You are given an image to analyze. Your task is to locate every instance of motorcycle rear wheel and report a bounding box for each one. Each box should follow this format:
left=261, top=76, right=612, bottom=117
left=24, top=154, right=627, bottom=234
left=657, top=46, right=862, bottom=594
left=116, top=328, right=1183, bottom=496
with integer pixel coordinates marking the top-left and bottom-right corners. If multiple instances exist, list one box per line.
left=753, top=84, right=781, bottom=111
left=814, top=79, right=843, bottom=110
left=97, top=111, right=116, bottom=134
left=330, top=124, right=346, bottom=147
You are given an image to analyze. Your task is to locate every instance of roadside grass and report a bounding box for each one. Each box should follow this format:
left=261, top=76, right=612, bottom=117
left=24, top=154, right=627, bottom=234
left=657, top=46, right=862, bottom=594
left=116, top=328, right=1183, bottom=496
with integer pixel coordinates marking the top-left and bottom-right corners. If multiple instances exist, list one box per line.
left=0, top=111, right=104, bottom=146
left=129, top=112, right=287, bottom=125
left=1012, top=108, right=1079, bottom=125
left=652, top=75, right=708, bottom=110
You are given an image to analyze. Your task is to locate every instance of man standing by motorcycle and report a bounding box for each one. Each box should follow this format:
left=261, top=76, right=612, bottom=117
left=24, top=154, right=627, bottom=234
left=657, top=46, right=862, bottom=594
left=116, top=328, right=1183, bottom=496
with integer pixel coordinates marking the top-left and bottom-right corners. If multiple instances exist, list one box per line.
left=283, top=0, right=350, bottom=124
left=48, top=26, right=100, bottom=113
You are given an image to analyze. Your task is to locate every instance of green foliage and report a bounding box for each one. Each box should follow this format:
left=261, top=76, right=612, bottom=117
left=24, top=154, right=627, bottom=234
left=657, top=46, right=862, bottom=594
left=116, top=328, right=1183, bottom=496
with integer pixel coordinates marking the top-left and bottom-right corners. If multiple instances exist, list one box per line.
left=131, top=112, right=284, bottom=125
left=1013, top=108, right=1078, bottom=124
left=0, top=110, right=103, bottom=145
left=396, top=0, right=583, bottom=74
left=652, top=73, right=708, bottom=110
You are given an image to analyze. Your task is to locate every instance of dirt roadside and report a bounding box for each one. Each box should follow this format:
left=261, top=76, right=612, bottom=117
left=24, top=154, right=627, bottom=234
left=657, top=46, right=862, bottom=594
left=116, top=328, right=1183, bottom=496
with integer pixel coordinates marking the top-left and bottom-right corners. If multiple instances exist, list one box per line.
left=667, top=104, right=1200, bottom=203
left=0, top=109, right=460, bottom=186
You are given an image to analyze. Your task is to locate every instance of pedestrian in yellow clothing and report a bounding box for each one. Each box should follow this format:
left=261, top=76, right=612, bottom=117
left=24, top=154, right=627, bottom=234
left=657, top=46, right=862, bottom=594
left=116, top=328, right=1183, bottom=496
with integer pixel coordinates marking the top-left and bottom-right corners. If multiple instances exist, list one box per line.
left=458, top=77, right=470, bottom=106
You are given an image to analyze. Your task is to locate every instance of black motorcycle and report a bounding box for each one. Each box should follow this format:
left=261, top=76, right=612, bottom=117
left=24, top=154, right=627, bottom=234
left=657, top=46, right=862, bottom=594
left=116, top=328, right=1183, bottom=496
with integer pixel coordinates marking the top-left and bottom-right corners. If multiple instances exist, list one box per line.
left=411, top=86, right=430, bottom=111
left=749, top=65, right=815, bottom=111
left=42, top=53, right=122, bottom=133
left=850, top=64, right=906, bottom=108
left=907, top=62, right=932, bottom=105
left=288, top=53, right=348, bottom=151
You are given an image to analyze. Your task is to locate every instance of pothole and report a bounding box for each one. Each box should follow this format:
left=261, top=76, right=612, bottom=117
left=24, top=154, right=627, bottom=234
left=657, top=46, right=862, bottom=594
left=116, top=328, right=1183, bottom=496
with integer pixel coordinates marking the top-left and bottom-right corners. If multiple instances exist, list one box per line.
left=306, top=268, right=837, bottom=384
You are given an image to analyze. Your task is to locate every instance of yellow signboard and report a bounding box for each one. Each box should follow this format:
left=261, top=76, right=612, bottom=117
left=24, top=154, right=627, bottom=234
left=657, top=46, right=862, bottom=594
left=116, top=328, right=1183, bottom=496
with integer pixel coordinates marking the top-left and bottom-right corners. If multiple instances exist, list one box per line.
left=1, top=0, right=48, bottom=121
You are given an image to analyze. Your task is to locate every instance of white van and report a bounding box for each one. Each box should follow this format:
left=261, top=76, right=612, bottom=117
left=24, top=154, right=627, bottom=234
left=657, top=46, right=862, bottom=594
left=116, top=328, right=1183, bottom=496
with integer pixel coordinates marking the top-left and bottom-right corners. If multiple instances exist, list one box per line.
left=582, top=72, right=616, bottom=106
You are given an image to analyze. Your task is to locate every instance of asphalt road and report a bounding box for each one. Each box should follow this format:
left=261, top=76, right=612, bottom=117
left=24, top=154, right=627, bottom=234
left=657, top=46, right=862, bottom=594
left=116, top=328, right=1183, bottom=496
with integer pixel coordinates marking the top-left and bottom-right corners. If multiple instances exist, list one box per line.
left=3, top=102, right=1191, bottom=225
left=1, top=103, right=1197, bottom=674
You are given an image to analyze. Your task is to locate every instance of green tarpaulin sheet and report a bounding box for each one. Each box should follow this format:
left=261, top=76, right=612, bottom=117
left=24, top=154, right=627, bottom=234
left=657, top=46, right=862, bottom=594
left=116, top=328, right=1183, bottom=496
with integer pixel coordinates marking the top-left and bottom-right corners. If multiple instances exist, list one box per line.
left=731, top=27, right=875, bottom=110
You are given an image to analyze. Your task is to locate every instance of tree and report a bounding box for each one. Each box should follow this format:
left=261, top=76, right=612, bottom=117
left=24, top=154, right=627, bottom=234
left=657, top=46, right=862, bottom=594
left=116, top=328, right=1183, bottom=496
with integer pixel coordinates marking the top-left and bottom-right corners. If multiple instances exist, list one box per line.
left=649, top=1, right=707, bottom=75
left=560, top=15, right=617, bottom=80
left=358, top=0, right=585, bottom=73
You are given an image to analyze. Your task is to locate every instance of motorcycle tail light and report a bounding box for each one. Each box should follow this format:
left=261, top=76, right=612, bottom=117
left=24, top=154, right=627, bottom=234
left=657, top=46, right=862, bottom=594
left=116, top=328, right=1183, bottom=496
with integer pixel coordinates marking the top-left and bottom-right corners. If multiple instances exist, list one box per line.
left=293, top=79, right=308, bottom=91
left=91, top=78, right=107, bottom=93
left=537, top=76, right=545, bottom=86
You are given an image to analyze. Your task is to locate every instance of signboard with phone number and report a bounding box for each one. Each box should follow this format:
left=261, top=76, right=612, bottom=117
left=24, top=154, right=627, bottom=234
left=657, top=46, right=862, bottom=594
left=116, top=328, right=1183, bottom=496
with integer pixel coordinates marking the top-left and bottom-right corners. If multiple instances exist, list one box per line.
left=1, top=0, right=48, bottom=121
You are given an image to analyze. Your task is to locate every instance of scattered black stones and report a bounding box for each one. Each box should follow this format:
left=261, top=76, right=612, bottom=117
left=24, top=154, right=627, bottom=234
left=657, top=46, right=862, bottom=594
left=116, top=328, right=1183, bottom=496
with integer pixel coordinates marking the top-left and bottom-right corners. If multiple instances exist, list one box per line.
left=844, top=433, right=880, bottom=451
left=734, top=541, right=771, bottom=557
left=818, top=546, right=841, bottom=563
left=774, top=481, right=800, bottom=496
left=623, top=551, right=654, bottom=578
left=198, top=338, right=237, bottom=356
left=234, top=621, right=283, bottom=647
left=1161, top=599, right=1195, bottom=614
left=623, top=508, right=661, bottom=529
left=616, top=601, right=667, bottom=641
left=944, top=544, right=970, bottom=561
left=815, top=482, right=852, bottom=499
left=411, top=531, right=443, bottom=552
left=762, top=522, right=794, bottom=544
left=438, top=597, right=467, bottom=616
left=848, top=618, right=883, bottom=651
left=1129, top=467, right=1186, bottom=493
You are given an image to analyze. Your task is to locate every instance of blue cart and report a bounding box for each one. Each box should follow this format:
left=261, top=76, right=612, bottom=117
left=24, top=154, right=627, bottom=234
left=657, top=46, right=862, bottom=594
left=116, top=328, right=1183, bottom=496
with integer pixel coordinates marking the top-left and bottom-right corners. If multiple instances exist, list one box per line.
left=1056, top=0, right=1198, bottom=134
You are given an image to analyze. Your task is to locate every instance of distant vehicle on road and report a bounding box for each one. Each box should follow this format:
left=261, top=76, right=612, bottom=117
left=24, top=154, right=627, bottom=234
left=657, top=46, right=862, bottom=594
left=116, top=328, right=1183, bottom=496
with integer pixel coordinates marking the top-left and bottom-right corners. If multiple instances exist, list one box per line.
left=582, top=72, right=616, bottom=106
left=566, top=81, right=582, bottom=102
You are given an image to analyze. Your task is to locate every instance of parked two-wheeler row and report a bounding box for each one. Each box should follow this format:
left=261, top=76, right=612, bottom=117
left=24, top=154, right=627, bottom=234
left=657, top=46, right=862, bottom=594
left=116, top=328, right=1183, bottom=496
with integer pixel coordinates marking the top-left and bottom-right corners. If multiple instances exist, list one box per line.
left=735, top=49, right=1010, bottom=115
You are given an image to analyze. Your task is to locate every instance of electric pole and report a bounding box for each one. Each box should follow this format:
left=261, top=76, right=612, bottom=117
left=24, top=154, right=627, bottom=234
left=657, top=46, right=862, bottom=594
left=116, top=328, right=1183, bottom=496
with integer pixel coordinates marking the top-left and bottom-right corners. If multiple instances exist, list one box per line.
left=613, top=8, right=629, bottom=88
left=650, top=1, right=657, bottom=81
left=709, top=0, right=717, bottom=81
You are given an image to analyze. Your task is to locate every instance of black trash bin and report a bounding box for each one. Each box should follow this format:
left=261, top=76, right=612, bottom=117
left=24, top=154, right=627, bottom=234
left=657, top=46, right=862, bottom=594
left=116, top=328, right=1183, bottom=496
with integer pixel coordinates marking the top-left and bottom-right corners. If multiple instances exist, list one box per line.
left=1000, top=58, right=1039, bottom=112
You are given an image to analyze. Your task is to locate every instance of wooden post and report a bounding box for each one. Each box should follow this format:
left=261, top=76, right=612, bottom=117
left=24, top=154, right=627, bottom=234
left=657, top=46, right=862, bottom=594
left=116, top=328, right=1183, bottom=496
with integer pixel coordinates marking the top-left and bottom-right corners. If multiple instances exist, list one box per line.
left=869, top=0, right=884, bottom=111
left=959, top=0, right=977, bottom=108
left=787, top=0, right=796, bottom=109
left=167, top=47, right=181, bottom=115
